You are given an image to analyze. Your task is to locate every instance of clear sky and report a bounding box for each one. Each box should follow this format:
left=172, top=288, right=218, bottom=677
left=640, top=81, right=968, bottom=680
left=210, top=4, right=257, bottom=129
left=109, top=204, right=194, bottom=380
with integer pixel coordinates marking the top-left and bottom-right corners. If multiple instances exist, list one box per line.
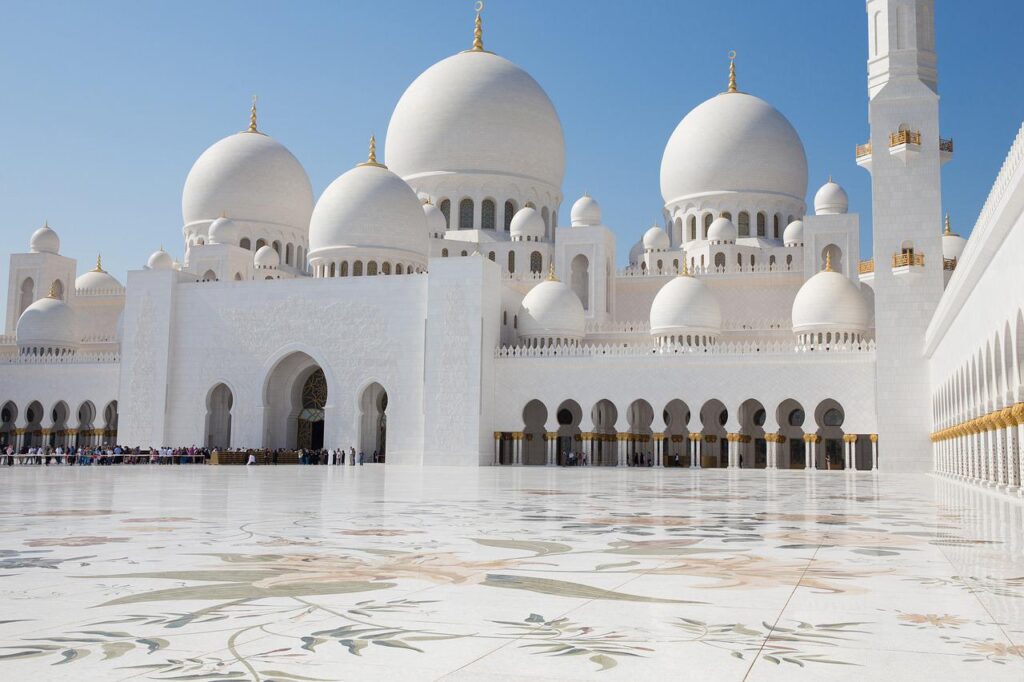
left=2, top=0, right=1023, bottom=304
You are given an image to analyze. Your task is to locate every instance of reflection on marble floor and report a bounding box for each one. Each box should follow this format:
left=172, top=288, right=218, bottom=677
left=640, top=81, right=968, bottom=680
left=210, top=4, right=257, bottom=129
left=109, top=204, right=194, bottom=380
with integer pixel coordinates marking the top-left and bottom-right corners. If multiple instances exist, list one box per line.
left=0, top=467, right=1021, bottom=681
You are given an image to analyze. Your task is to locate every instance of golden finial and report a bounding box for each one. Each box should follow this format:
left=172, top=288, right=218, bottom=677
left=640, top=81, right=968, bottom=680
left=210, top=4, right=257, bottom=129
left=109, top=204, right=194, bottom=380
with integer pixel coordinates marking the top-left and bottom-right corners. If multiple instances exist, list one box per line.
left=727, top=50, right=738, bottom=93
left=423, top=197, right=433, bottom=205
left=828, top=174, right=833, bottom=183
left=47, top=282, right=57, bottom=298
left=471, top=1, right=485, bottom=51
left=824, top=250, right=833, bottom=272
left=679, top=258, right=691, bottom=277
left=248, top=96, right=258, bottom=133
left=944, top=212, right=951, bottom=235
left=547, top=261, right=558, bottom=281
left=93, top=254, right=104, bottom=272
left=358, top=134, right=386, bottom=168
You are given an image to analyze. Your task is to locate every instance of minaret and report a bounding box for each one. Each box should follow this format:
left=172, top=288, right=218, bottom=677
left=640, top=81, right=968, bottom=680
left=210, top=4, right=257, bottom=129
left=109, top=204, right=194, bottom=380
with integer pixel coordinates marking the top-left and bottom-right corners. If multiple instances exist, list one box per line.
left=864, top=0, right=945, bottom=471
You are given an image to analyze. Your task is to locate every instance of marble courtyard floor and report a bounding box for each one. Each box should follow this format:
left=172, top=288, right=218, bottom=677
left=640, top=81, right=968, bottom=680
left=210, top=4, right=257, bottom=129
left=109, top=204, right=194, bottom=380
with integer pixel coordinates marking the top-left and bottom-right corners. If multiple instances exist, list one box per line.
left=0, top=467, right=1022, bottom=681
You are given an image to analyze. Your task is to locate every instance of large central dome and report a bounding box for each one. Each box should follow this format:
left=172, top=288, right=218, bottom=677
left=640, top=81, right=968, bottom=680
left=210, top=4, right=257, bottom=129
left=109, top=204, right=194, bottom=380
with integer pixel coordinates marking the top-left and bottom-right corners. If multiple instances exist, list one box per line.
left=385, top=50, right=565, bottom=189
left=660, top=91, right=807, bottom=206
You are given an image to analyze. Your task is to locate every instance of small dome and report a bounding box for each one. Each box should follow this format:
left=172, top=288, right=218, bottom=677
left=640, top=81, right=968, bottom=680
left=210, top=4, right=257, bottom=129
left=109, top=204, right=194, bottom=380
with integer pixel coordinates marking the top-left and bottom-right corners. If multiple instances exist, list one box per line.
left=650, top=272, right=722, bottom=340
left=75, top=258, right=122, bottom=295
left=517, top=274, right=585, bottom=344
left=208, top=216, right=240, bottom=245
left=423, top=202, right=447, bottom=235
left=643, top=225, right=670, bottom=251
left=308, top=156, right=428, bottom=263
left=147, top=248, right=174, bottom=271
left=16, top=294, right=77, bottom=354
left=510, top=206, right=545, bottom=240
left=570, top=194, right=601, bottom=226
left=30, top=222, right=60, bottom=254
left=942, top=215, right=967, bottom=262
left=707, top=217, right=737, bottom=244
left=628, top=239, right=644, bottom=265
left=792, top=261, right=870, bottom=337
left=814, top=178, right=848, bottom=215
left=254, top=245, right=280, bottom=268
left=182, top=130, right=314, bottom=230
left=783, top=219, right=804, bottom=246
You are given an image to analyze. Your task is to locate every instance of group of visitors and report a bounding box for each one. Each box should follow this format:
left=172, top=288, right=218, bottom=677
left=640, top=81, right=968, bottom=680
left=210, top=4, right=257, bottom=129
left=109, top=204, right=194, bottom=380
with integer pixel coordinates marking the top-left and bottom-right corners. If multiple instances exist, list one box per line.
left=247, top=447, right=377, bottom=466
left=2, top=444, right=210, bottom=466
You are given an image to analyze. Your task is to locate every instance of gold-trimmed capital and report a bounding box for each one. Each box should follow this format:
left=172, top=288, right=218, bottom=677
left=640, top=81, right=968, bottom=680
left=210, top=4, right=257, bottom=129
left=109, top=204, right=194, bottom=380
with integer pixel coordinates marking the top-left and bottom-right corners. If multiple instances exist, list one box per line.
left=869, top=433, right=878, bottom=443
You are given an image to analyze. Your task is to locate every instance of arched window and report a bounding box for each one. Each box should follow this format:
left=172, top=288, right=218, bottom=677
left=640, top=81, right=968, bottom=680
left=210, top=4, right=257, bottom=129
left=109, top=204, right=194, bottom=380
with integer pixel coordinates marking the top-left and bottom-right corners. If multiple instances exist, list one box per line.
left=738, top=212, right=750, bottom=237
left=508, top=250, right=515, bottom=273
left=396, top=263, right=404, bottom=275
left=459, top=198, right=474, bottom=229
left=703, top=213, right=713, bottom=238
left=714, top=252, right=725, bottom=268
left=722, top=211, right=732, bottom=221
left=736, top=253, right=743, bottom=266
left=353, top=260, right=363, bottom=276
left=328, top=262, right=336, bottom=277
left=460, top=250, right=468, bottom=257
left=756, top=212, right=766, bottom=237
left=367, top=261, right=378, bottom=276
left=488, top=251, right=495, bottom=261
left=786, top=254, right=793, bottom=267
left=571, top=254, right=589, bottom=310
left=481, top=199, right=496, bottom=230
left=285, top=243, right=293, bottom=266
left=750, top=254, right=755, bottom=267
left=688, top=215, right=697, bottom=241
left=202, top=269, right=217, bottom=281
left=439, top=199, right=451, bottom=229
left=256, top=238, right=267, bottom=250
left=787, top=215, right=795, bottom=225
left=769, top=255, right=776, bottom=268
left=272, top=240, right=281, bottom=255
left=50, top=280, right=64, bottom=301
left=541, top=207, right=550, bottom=236
left=504, top=200, right=515, bottom=231
left=382, top=262, right=391, bottom=275
left=441, top=248, right=449, bottom=258
left=340, top=261, right=348, bottom=277
left=503, top=311, right=507, bottom=325
left=773, top=214, right=780, bottom=239
left=672, top=217, right=682, bottom=244
left=530, top=251, right=542, bottom=274
left=240, top=237, right=251, bottom=250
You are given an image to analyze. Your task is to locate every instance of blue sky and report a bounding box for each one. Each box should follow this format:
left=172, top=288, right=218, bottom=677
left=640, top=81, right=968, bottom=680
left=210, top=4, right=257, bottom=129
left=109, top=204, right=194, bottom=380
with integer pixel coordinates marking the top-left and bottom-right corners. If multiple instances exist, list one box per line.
left=1, top=0, right=1022, bottom=302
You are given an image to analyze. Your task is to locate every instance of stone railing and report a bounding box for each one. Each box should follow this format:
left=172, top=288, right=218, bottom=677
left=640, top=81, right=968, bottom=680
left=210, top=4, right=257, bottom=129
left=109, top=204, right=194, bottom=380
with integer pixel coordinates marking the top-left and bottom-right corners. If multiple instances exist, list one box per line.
left=495, top=340, right=876, bottom=359
left=1, top=351, right=120, bottom=365
left=858, top=259, right=874, bottom=274
left=855, top=142, right=872, bottom=158
left=892, top=252, right=925, bottom=268
left=617, top=261, right=798, bottom=278
left=75, top=286, right=125, bottom=297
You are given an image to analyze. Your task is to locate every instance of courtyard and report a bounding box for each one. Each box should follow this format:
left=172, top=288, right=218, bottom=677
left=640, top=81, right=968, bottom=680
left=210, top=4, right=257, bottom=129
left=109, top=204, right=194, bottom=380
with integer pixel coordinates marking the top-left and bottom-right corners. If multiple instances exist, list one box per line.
left=0, top=467, right=1021, bottom=681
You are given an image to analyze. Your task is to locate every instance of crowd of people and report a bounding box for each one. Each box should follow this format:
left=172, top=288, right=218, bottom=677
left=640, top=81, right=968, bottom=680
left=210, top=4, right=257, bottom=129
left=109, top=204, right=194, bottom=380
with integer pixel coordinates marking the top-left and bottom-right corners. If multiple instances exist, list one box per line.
left=0, top=444, right=384, bottom=467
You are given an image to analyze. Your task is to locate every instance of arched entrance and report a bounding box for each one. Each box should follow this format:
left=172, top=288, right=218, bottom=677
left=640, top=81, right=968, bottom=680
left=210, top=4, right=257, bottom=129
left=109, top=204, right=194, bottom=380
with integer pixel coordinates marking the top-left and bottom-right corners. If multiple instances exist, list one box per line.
left=663, top=399, right=690, bottom=467
left=555, top=399, right=582, bottom=465
left=77, top=401, right=96, bottom=447
left=0, top=402, right=16, bottom=448
left=25, top=401, right=43, bottom=448
left=626, top=399, right=654, bottom=466
left=776, top=399, right=806, bottom=469
left=358, top=382, right=387, bottom=462
left=738, top=398, right=767, bottom=469
left=205, top=384, right=233, bottom=449
left=103, top=401, right=118, bottom=445
left=521, top=399, right=547, bottom=465
left=51, top=401, right=70, bottom=448
left=699, top=399, right=728, bottom=467
left=814, top=399, right=846, bottom=470
left=591, top=399, right=618, bottom=466
left=263, top=352, right=328, bottom=450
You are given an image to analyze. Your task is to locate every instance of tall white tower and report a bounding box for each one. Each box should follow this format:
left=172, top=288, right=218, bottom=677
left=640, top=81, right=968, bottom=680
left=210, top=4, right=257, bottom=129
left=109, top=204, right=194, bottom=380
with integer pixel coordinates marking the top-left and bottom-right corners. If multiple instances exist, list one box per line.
left=864, top=0, right=946, bottom=471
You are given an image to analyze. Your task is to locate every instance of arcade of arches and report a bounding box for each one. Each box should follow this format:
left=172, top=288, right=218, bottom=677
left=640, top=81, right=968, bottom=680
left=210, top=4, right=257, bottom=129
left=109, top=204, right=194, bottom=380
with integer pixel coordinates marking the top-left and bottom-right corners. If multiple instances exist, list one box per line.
left=0, top=399, right=118, bottom=450
left=494, top=398, right=877, bottom=470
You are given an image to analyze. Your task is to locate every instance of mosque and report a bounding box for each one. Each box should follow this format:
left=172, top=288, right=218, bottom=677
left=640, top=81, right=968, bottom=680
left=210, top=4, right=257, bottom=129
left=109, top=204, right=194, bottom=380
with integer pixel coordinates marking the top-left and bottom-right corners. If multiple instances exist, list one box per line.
left=2, top=1, right=1022, bottom=491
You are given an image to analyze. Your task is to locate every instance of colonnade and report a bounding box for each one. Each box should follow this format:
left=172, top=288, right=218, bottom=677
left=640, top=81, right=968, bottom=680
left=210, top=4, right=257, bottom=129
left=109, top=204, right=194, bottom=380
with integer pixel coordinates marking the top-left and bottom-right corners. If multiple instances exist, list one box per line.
left=931, top=403, right=1024, bottom=496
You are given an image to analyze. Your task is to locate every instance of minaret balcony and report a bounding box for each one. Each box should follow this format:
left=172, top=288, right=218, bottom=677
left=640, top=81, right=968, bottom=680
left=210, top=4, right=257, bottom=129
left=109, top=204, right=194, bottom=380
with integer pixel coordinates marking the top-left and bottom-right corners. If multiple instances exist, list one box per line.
left=889, top=130, right=922, bottom=165
left=892, top=251, right=925, bottom=274
left=939, top=137, right=954, bottom=166
left=855, top=142, right=872, bottom=170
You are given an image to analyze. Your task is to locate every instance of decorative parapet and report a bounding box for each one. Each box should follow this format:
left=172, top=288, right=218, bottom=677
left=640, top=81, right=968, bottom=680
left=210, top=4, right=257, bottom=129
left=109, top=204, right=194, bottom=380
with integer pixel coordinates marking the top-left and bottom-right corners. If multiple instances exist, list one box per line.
left=75, top=286, right=125, bottom=297
left=939, top=137, right=954, bottom=153
left=495, top=340, right=876, bottom=359
left=855, top=142, right=872, bottom=158
left=617, top=261, right=799, bottom=278
left=892, top=252, right=925, bottom=268
left=942, top=257, right=957, bottom=271
left=0, top=351, right=120, bottom=365
left=889, top=130, right=922, bottom=147
left=858, top=259, right=874, bottom=274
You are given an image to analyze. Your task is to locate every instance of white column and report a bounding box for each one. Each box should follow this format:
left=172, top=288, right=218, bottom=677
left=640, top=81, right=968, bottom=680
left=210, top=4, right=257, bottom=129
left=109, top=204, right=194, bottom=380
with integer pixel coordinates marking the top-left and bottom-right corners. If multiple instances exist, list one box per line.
left=871, top=434, right=879, bottom=471
left=494, top=433, right=501, bottom=466
left=804, top=436, right=812, bottom=470
left=1016, top=416, right=1024, bottom=497
left=654, top=436, right=664, bottom=468
left=1005, top=423, right=1018, bottom=491
left=514, top=435, right=522, bottom=465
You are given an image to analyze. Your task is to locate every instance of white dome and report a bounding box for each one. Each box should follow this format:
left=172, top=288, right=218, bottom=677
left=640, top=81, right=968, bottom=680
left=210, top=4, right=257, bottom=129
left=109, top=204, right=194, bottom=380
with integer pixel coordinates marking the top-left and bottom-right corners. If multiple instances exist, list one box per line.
left=942, top=234, right=967, bottom=262
left=649, top=273, right=722, bottom=338
left=783, top=219, right=804, bottom=246
left=643, top=225, right=670, bottom=251
left=570, top=195, right=601, bottom=226
left=308, top=161, right=428, bottom=262
left=707, top=217, right=737, bottom=243
left=147, top=248, right=174, bottom=271
left=16, top=295, right=77, bottom=353
left=510, top=206, right=546, bottom=240
left=814, top=178, right=849, bottom=215
left=208, top=216, right=240, bottom=245
left=628, top=240, right=644, bottom=265
left=75, top=260, right=122, bottom=295
left=254, top=245, right=280, bottom=268
left=792, top=266, right=870, bottom=336
left=517, top=276, right=585, bottom=343
left=661, top=92, right=807, bottom=206
left=423, top=202, right=447, bottom=235
left=385, top=50, right=565, bottom=190
left=182, top=131, right=314, bottom=230
left=30, top=223, right=60, bottom=254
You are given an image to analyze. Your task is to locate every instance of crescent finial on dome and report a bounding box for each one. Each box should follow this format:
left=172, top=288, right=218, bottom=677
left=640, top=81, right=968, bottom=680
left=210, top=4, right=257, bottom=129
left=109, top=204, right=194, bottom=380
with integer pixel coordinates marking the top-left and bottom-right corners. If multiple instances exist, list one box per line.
left=823, top=250, right=833, bottom=272
left=93, top=253, right=104, bottom=272
left=248, top=96, right=259, bottom=133
left=944, top=212, right=951, bottom=235
left=47, top=282, right=58, bottom=298
left=358, top=135, right=387, bottom=168
left=472, top=1, right=485, bottom=51
left=679, top=258, right=691, bottom=277
left=727, top=50, right=738, bottom=93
